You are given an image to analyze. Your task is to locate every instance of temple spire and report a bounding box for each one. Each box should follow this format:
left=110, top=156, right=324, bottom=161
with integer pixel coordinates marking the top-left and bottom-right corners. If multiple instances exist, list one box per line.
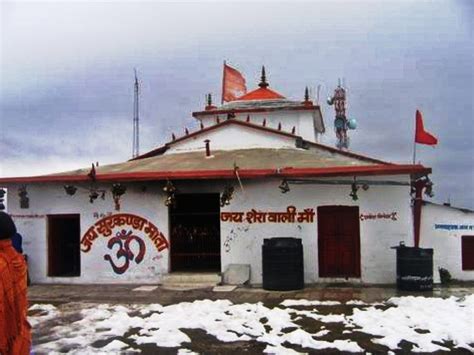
left=259, top=66, right=269, bottom=88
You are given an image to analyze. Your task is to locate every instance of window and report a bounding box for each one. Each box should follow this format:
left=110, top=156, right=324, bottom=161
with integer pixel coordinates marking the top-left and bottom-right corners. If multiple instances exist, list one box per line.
left=462, top=235, right=474, bottom=270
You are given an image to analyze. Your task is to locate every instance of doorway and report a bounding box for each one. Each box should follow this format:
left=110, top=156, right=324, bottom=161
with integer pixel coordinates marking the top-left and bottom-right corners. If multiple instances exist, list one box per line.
left=47, top=214, right=81, bottom=277
left=318, top=206, right=360, bottom=278
left=169, top=193, right=221, bottom=272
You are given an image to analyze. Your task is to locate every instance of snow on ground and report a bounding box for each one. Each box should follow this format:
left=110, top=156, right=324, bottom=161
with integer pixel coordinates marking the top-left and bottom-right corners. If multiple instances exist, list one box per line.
left=348, top=295, right=474, bottom=352
left=29, top=295, right=474, bottom=354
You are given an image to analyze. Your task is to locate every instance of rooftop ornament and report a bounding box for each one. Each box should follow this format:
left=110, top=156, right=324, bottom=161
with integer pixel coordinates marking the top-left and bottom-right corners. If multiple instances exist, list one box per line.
left=303, top=86, right=313, bottom=106
left=205, top=93, right=216, bottom=111
left=87, top=163, right=97, bottom=182
left=259, top=66, right=269, bottom=88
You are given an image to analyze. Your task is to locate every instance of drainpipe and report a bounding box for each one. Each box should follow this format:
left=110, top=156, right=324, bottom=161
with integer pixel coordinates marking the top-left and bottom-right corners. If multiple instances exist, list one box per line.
left=413, top=179, right=426, bottom=248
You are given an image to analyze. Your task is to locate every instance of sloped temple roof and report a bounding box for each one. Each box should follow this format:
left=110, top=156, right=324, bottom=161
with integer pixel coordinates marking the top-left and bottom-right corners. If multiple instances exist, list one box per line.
left=0, top=83, right=431, bottom=185
left=0, top=131, right=431, bottom=184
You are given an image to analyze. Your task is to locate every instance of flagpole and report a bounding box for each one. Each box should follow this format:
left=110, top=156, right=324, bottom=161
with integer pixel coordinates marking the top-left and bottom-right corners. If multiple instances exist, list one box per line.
left=413, top=138, right=417, bottom=164
left=413, top=110, right=417, bottom=164
left=221, top=60, right=226, bottom=105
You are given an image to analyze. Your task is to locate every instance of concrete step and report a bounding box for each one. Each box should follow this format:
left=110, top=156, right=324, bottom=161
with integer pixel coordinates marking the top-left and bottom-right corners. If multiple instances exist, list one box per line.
left=161, top=272, right=221, bottom=286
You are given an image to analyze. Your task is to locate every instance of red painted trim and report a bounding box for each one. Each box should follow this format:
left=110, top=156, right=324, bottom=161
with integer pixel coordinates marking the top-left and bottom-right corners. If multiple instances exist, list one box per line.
left=192, top=105, right=319, bottom=118
left=0, top=164, right=431, bottom=184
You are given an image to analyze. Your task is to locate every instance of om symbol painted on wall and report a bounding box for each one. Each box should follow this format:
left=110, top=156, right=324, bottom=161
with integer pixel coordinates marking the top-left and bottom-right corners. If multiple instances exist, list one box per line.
left=104, top=229, right=146, bottom=274
left=81, top=213, right=169, bottom=275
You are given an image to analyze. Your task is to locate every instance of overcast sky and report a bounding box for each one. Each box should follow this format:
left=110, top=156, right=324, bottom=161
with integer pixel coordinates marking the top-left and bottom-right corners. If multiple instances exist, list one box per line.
left=1, top=0, right=473, bottom=208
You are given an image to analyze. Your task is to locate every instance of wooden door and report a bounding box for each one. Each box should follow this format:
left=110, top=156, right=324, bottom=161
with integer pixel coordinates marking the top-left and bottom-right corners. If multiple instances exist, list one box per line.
left=318, top=206, right=360, bottom=278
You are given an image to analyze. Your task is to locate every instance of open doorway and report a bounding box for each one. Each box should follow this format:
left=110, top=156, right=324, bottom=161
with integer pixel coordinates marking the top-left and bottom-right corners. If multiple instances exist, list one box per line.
left=48, top=214, right=81, bottom=277
left=318, top=206, right=361, bottom=278
left=169, top=193, right=221, bottom=272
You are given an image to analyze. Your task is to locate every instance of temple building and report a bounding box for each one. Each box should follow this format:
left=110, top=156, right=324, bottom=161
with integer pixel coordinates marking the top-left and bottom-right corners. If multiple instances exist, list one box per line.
left=2, top=66, right=471, bottom=286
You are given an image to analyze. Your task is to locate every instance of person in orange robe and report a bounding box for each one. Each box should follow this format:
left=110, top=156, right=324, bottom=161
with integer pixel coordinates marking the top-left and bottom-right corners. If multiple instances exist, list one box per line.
left=0, top=212, right=31, bottom=355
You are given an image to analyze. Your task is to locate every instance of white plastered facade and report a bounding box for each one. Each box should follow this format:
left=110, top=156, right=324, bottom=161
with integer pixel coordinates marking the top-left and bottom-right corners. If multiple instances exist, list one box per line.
left=419, top=202, right=474, bottom=282
left=6, top=173, right=412, bottom=285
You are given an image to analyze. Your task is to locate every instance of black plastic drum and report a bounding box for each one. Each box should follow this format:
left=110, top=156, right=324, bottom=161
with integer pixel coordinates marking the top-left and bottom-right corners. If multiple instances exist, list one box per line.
left=262, top=238, right=304, bottom=291
left=393, top=243, right=433, bottom=291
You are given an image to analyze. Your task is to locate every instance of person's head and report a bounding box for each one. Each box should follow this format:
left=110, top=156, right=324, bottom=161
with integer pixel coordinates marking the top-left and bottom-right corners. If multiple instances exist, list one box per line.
left=0, top=212, right=17, bottom=240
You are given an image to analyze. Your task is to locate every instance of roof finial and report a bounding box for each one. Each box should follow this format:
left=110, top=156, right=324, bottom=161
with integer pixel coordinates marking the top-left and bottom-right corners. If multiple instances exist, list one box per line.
left=303, top=86, right=313, bottom=106
left=259, top=66, right=269, bottom=88
left=205, top=93, right=216, bottom=111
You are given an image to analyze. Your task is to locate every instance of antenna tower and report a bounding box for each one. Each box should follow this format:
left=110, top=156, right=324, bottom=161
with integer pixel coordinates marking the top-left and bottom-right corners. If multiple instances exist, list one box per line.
left=327, top=79, right=357, bottom=149
left=132, top=69, right=140, bottom=158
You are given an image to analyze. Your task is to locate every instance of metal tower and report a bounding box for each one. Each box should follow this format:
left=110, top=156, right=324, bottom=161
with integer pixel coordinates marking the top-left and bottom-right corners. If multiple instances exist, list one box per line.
left=327, top=79, right=357, bottom=149
left=132, top=68, right=140, bottom=158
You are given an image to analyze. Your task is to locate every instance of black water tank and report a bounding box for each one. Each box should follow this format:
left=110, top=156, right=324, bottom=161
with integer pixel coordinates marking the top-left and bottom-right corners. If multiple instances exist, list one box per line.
left=392, top=243, right=433, bottom=291
left=262, top=238, right=304, bottom=291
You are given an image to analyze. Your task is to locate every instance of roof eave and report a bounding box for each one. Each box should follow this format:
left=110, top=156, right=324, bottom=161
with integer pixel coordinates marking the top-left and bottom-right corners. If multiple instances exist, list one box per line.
left=0, top=164, right=431, bottom=184
left=192, top=105, right=320, bottom=118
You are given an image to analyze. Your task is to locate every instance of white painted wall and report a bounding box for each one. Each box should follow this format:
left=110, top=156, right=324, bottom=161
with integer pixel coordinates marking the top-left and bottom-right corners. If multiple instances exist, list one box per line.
left=166, top=124, right=296, bottom=154
left=220, top=175, right=412, bottom=285
left=197, top=109, right=320, bottom=142
left=7, top=182, right=170, bottom=284
left=420, top=202, right=474, bottom=282
left=5, top=174, right=413, bottom=285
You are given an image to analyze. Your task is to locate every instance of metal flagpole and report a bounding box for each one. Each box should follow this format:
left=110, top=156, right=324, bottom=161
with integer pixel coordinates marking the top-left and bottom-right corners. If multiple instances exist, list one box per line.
left=413, top=113, right=417, bottom=164
left=221, top=60, right=226, bottom=105
left=413, top=138, right=417, bottom=164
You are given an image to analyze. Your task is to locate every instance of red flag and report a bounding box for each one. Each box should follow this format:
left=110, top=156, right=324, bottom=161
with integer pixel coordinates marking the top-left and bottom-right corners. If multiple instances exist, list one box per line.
left=415, top=110, right=438, bottom=145
left=222, top=62, right=247, bottom=103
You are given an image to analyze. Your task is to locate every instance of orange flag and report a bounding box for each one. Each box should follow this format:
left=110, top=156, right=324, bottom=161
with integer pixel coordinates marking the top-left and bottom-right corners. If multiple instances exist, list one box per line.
left=415, top=110, right=438, bottom=145
left=222, top=62, right=247, bottom=103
